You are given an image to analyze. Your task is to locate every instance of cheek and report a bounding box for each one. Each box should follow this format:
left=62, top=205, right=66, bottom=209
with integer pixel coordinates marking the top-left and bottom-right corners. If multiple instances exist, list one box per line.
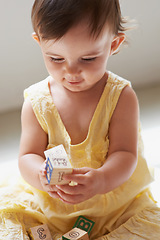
left=84, top=64, right=106, bottom=83
left=89, top=58, right=108, bottom=74
left=45, top=60, right=63, bottom=76
left=43, top=58, right=52, bottom=72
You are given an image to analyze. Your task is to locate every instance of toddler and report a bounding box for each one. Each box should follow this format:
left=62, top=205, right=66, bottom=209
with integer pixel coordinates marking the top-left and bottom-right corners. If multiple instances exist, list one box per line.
left=18, top=0, right=160, bottom=239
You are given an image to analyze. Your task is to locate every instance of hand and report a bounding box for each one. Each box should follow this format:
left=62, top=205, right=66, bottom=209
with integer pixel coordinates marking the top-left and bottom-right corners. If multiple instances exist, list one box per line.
left=55, top=167, right=103, bottom=205
left=39, top=161, right=59, bottom=198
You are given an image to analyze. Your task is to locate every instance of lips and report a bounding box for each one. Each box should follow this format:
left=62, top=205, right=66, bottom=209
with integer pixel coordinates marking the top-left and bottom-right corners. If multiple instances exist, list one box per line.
left=67, top=79, right=83, bottom=85
left=68, top=81, right=82, bottom=84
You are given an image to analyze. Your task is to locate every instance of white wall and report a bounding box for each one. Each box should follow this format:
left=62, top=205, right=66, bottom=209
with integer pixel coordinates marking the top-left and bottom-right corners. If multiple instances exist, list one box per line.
left=0, top=0, right=160, bottom=113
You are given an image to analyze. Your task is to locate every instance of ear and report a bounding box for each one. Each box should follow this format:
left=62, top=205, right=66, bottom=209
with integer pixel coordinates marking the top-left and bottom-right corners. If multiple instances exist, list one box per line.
left=110, top=33, right=126, bottom=55
left=32, top=32, right=40, bottom=44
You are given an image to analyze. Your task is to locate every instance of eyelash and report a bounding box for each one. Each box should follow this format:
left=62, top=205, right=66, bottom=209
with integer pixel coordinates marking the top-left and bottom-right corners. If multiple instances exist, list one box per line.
left=82, top=57, right=97, bottom=62
left=50, top=57, right=97, bottom=63
left=50, top=57, right=64, bottom=63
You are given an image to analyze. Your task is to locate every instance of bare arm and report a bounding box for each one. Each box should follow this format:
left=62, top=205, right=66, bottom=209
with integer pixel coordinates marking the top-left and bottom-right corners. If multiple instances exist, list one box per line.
left=98, top=85, right=139, bottom=193
left=18, top=99, right=48, bottom=190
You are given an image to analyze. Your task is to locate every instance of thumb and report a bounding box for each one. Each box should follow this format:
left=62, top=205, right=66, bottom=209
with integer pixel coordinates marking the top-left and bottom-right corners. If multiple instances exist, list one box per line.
left=72, top=167, right=90, bottom=175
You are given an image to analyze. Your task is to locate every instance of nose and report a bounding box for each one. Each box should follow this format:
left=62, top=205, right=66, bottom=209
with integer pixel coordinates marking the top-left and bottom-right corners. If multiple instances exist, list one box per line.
left=65, top=61, right=81, bottom=76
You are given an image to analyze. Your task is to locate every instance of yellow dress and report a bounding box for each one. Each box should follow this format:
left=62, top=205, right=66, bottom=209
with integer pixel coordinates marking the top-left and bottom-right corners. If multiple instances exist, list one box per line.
left=0, top=72, right=159, bottom=239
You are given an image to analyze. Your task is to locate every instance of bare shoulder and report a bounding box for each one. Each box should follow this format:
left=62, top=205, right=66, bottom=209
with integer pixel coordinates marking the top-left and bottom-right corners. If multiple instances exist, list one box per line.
left=111, top=85, right=139, bottom=125
left=121, top=85, right=138, bottom=103
left=21, top=98, right=34, bottom=119
left=117, top=85, right=139, bottom=113
left=19, top=99, right=47, bottom=157
left=21, top=99, right=38, bottom=124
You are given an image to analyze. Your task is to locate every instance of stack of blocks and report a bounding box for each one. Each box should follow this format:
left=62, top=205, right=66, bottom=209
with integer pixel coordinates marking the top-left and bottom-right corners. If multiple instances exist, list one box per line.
left=28, top=216, right=94, bottom=240
left=44, top=145, right=73, bottom=185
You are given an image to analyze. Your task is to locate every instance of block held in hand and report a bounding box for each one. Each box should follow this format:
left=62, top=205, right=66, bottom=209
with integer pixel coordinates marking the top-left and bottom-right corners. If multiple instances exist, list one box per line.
left=44, top=145, right=73, bottom=185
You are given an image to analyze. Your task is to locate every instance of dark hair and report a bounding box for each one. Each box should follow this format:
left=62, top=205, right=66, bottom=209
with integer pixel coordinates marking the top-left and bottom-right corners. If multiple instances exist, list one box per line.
left=31, top=0, right=128, bottom=40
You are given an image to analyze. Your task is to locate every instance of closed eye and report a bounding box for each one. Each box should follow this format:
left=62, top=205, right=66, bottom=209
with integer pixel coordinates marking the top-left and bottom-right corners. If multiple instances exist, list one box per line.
left=50, top=57, right=65, bottom=63
left=81, top=57, right=97, bottom=62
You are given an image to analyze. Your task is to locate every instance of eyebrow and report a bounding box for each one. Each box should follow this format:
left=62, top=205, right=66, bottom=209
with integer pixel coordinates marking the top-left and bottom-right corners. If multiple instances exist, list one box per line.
left=82, top=51, right=102, bottom=57
left=45, top=52, right=61, bottom=56
left=45, top=51, right=102, bottom=57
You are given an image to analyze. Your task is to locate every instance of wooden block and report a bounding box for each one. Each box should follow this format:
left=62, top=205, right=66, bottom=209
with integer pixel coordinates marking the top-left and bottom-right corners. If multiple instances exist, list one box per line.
left=28, top=224, right=52, bottom=240
left=62, top=227, right=89, bottom=240
left=73, top=216, right=95, bottom=235
left=44, top=145, right=73, bottom=185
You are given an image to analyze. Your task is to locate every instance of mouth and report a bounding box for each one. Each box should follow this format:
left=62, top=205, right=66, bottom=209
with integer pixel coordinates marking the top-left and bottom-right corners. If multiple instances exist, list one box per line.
left=68, top=80, right=83, bottom=85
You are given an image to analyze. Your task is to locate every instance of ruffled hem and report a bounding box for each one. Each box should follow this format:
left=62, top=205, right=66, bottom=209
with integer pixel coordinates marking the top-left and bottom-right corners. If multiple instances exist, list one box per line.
left=96, top=205, right=160, bottom=240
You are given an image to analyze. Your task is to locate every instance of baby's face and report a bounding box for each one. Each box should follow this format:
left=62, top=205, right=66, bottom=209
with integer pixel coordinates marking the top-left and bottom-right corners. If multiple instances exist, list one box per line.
left=38, top=21, right=115, bottom=92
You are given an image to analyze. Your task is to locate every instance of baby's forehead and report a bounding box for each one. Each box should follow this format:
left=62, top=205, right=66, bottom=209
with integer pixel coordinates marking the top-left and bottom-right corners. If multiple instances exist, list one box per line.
left=39, top=20, right=114, bottom=44
left=40, top=22, right=113, bottom=57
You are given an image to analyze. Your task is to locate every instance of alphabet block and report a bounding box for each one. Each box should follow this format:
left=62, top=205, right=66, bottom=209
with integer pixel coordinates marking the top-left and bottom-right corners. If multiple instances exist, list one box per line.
left=28, top=224, right=52, bottom=240
left=44, top=145, right=73, bottom=185
left=73, top=216, right=95, bottom=235
left=62, top=227, right=89, bottom=240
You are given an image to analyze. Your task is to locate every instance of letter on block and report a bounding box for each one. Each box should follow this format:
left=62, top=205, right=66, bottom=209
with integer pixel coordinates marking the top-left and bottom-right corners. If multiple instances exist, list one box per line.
left=28, top=224, right=52, bottom=240
left=73, top=216, right=95, bottom=235
left=62, top=227, right=89, bottom=240
left=44, top=145, right=73, bottom=185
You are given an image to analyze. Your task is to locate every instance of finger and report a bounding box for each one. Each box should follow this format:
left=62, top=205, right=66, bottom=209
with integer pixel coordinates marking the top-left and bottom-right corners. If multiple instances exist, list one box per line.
left=64, top=167, right=91, bottom=183
left=39, top=174, right=49, bottom=185
left=56, top=184, right=82, bottom=195
left=48, top=191, right=59, bottom=199
left=47, top=184, right=58, bottom=192
left=57, top=189, right=83, bottom=205
left=64, top=173, right=86, bottom=185
left=39, top=170, right=47, bottom=179
left=40, top=166, right=47, bottom=174
left=72, top=168, right=90, bottom=174
left=64, top=168, right=90, bottom=179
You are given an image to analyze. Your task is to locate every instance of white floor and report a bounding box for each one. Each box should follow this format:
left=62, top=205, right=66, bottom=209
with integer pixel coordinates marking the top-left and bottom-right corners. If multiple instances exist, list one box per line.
left=0, top=84, right=160, bottom=168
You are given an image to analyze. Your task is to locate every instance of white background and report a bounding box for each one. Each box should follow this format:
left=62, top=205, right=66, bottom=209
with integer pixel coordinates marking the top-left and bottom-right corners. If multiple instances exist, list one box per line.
left=0, top=0, right=160, bottom=112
